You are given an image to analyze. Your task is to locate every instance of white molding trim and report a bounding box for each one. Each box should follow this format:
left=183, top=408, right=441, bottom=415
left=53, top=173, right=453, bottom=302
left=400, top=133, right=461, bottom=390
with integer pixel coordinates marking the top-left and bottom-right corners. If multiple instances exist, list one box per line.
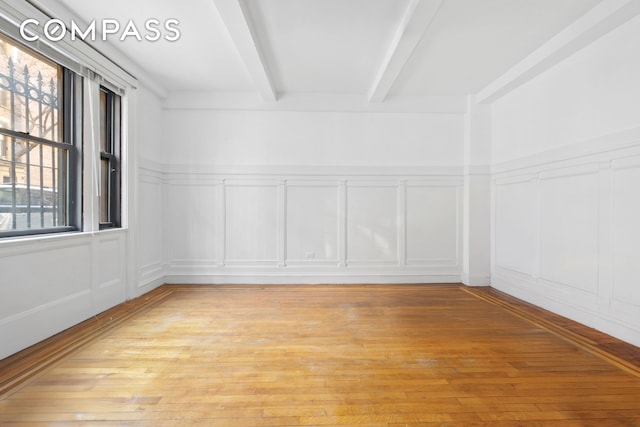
left=137, top=276, right=167, bottom=296
left=138, top=158, right=165, bottom=175
left=492, top=137, right=640, bottom=347
left=492, top=126, right=640, bottom=176
left=163, top=91, right=468, bottom=114
left=162, top=163, right=465, bottom=178
left=612, top=154, right=640, bottom=170
left=493, top=269, right=640, bottom=347
left=464, top=164, right=491, bottom=176
left=0, top=288, right=93, bottom=360
left=461, top=273, right=491, bottom=287
left=0, top=289, right=91, bottom=328
left=160, top=169, right=464, bottom=286
left=164, top=273, right=462, bottom=285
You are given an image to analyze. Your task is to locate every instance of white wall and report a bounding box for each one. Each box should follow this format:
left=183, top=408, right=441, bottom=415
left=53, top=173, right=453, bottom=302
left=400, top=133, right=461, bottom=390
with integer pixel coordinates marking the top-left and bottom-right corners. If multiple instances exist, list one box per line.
left=163, top=109, right=463, bottom=167
left=161, top=106, right=469, bottom=283
left=491, top=15, right=640, bottom=346
left=0, top=232, right=127, bottom=359
left=136, top=86, right=166, bottom=293
left=0, top=84, right=164, bottom=360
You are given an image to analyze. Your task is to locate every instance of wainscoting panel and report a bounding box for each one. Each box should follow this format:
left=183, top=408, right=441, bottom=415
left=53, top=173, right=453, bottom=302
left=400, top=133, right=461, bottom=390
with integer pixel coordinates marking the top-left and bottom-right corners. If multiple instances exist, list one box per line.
left=165, top=182, right=219, bottom=264
left=0, top=231, right=129, bottom=360
left=346, top=184, right=398, bottom=265
left=539, top=168, right=599, bottom=294
left=494, top=177, right=537, bottom=277
left=492, top=130, right=640, bottom=347
left=162, top=167, right=464, bottom=283
left=138, top=170, right=165, bottom=289
left=611, top=156, right=640, bottom=324
left=94, top=234, right=127, bottom=314
left=286, top=183, right=338, bottom=264
left=225, top=182, right=279, bottom=265
left=406, top=183, right=460, bottom=266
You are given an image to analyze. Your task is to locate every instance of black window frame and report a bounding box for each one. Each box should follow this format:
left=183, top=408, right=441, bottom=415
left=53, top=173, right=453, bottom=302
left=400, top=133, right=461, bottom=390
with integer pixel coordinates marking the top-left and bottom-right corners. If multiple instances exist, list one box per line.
left=0, top=33, right=80, bottom=238
left=98, top=85, right=121, bottom=230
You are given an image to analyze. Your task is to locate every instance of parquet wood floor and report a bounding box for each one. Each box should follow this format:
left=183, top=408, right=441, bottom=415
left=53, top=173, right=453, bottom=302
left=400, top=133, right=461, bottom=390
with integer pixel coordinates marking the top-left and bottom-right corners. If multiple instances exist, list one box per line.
left=1, top=284, right=639, bottom=426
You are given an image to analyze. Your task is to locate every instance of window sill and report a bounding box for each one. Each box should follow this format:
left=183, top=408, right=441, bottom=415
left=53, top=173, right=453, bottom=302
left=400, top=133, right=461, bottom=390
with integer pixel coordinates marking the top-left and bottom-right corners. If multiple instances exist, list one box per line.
left=0, top=227, right=129, bottom=249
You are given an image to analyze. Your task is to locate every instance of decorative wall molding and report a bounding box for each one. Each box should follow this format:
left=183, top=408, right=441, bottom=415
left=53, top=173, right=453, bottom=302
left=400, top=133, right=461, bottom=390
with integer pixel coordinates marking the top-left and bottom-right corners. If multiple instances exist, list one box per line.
left=163, top=91, right=468, bottom=114
left=158, top=164, right=463, bottom=284
left=138, top=261, right=165, bottom=285
left=492, top=128, right=640, bottom=347
left=0, top=231, right=129, bottom=359
left=492, top=126, right=640, bottom=177
left=162, top=163, right=466, bottom=178
left=0, top=287, right=92, bottom=358
left=136, top=161, right=166, bottom=294
left=493, top=268, right=640, bottom=348
left=164, top=273, right=462, bottom=286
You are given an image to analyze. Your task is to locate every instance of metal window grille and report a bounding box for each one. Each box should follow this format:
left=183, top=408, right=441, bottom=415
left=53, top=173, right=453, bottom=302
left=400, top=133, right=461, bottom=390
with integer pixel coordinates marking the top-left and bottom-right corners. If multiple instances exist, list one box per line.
left=0, top=36, right=76, bottom=236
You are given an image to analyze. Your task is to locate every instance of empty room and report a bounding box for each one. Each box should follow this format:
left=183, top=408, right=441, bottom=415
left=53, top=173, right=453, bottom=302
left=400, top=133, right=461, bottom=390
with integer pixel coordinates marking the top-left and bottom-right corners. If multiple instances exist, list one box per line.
left=1, top=0, right=640, bottom=425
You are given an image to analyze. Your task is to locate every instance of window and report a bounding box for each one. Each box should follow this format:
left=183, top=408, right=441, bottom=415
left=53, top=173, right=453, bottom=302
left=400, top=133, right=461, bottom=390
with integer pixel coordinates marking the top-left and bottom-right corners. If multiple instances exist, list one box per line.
left=0, top=34, right=78, bottom=236
left=98, top=86, right=121, bottom=229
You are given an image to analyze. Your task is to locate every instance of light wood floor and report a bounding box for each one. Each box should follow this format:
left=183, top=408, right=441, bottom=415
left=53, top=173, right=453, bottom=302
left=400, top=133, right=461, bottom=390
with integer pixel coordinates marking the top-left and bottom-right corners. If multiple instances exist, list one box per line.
left=1, top=284, right=640, bottom=426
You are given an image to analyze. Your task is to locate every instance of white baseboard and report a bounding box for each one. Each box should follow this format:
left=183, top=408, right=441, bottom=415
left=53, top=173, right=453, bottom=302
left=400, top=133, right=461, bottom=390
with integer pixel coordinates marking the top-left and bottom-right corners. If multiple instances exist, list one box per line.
left=136, top=275, right=167, bottom=297
left=492, top=270, right=640, bottom=348
left=163, top=273, right=462, bottom=285
left=461, top=273, right=491, bottom=287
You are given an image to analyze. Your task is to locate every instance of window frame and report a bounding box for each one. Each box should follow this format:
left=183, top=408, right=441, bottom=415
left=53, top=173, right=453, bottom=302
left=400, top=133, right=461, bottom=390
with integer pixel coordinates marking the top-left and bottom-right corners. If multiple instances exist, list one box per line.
left=98, top=85, right=121, bottom=230
left=0, top=34, right=81, bottom=238
left=0, top=11, right=133, bottom=240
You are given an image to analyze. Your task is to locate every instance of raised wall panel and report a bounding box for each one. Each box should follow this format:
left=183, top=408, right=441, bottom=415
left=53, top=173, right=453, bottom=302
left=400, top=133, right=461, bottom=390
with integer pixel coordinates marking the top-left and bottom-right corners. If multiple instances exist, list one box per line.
left=94, top=235, right=127, bottom=313
left=97, top=237, right=122, bottom=288
left=346, top=185, right=398, bottom=264
left=0, top=241, right=92, bottom=319
left=165, top=184, right=192, bottom=261
left=0, top=230, right=130, bottom=359
left=612, top=162, right=640, bottom=307
left=286, top=184, right=338, bottom=263
left=164, top=184, right=217, bottom=261
left=494, top=179, right=537, bottom=276
left=225, top=184, right=278, bottom=263
left=539, top=171, right=599, bottom=293
left=189, top=185, right=218, bottom=260
left=138, top=179, right=164, bottom=271
left=492, top=129, right=640, bottom=347
left=406, top=185, right=458, bottom=264
left=162, top=168, right=464, bottom=283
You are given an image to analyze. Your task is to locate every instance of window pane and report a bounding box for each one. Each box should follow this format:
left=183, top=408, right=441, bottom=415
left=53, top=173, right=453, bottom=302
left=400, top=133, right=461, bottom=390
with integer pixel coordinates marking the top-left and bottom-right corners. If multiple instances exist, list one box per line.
left=0, top=35, right=61, bottom=142
left=99, top=90, right=108, bottom=153
left=99, top=86, right=120, bottom=229
left=99, top=158, right=110, bottom=224
left=0, top=135, right=67, bottom=232
left=0, top=34, right=77, bottom=237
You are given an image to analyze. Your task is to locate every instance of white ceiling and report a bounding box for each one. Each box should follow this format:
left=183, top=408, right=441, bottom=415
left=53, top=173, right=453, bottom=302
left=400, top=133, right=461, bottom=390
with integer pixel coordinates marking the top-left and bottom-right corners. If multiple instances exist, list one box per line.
left=43, top=0, right=605, bottom=102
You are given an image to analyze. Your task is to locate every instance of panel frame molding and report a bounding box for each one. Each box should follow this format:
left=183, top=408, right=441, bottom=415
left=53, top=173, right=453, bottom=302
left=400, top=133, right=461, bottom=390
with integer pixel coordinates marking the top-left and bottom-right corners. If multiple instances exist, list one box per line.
left=159, top=165, right=464, bottom=284
left=492, top=129, right=640, bottom=347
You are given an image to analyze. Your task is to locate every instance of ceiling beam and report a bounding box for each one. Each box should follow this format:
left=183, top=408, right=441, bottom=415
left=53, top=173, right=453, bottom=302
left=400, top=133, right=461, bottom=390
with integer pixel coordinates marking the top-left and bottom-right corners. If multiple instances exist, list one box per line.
left=368, top=0, right=444, bottom=103
left=477, top=0, right=640, bottom=104
left=212, top=0, right=277, bottom=102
